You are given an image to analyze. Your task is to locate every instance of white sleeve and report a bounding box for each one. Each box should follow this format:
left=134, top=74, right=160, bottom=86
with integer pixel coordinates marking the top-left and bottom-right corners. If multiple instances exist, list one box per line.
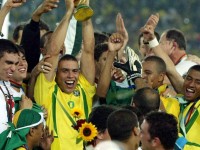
left=0, top=92, right=8, bottom=133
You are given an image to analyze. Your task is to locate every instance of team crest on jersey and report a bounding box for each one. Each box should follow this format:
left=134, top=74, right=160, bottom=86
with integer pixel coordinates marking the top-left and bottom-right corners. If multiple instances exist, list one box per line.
left=73, top=90, right=80, bottom=97
left=68, top=101, right=75, bottom=108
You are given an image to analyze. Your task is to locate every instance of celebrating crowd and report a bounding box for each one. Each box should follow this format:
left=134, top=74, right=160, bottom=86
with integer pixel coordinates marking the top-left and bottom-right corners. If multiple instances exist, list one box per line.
left=0, top=0, right=200, bottom=150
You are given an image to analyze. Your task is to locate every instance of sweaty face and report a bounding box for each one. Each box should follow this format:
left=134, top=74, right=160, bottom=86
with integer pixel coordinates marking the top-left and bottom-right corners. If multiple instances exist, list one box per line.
left=183, top=69, right=200, bottom=101
left=56, top=60, right=80, bottom=94
left=142, top=61, right=164, bottom=89
left=140, top=120, right=154, bottom=150
left=11, top=52, right=28, bottom=82
left=0, top=53, right=19, bottom=81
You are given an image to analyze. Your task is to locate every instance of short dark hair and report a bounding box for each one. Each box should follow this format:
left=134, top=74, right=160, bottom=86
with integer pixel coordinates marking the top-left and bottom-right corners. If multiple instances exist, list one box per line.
left=12, top=23, right=26, bottom=42
left=94, top=43, right=108, bottom=61
left=188, top=65, right=200, bottom=73
left=121, top=105, right=144, bottom=125
left=138, top=31, right=160, bottom=47
left=144, top=56, right=166, bottom=73
left=59, top=54, right=78, bottom=63
left=165, top=29, right=186, bottom=50
left=16, top=45, right=25, bottom=56
left=88, top=105, right=117, bottom=133
left=107, top=109, right=138, bottom=142
left=94, top=31, right=109, bottom=46
left=145, top=111, right=178, bottom=149
left=132, top=87, right=160, bottom=116
left=0, top=39, right=19, bottom=59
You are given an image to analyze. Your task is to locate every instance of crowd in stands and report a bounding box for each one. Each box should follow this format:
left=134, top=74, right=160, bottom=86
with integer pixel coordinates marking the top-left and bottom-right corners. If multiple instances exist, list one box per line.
left=0, top=0, right=200, bottom=150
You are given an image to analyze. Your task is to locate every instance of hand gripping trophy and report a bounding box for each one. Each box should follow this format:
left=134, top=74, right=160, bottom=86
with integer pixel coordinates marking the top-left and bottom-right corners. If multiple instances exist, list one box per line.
left=74, top=0, right=94, bottom=21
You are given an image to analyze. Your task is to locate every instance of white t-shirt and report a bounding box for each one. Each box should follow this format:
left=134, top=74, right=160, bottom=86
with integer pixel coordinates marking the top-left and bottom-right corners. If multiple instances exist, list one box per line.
left=10, top=86, right=24, bottom=99
left=0, top=81, right=15, bottom=133
left=176, top=56, right=196, bottom=77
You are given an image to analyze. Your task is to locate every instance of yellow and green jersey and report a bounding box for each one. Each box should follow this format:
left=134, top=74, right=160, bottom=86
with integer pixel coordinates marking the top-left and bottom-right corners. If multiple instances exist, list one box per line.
left=34, top=73, right=95, bottom=150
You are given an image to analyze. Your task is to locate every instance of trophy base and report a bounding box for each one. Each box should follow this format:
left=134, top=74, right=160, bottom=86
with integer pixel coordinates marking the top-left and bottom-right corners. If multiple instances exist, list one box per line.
left=74, top=4, right=94, bottom=21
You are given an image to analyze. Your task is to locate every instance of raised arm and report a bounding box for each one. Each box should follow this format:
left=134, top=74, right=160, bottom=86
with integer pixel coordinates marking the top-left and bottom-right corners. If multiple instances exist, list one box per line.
left=116, top=13, right=129, bottom=61
left=80, top=0, right=95, bottom=85
left=27, top=55, right=52, bottom=100
left=0, top=0, right=25, bottom=33
left=32, top=0, right=58, bottom=22
left=141, top=14, right=184, bottom=93
left=96, top=33, right=124, bottom=97
left=45, top=0, right=74, bottom=81
left=21, top=0, right=58, bottom=73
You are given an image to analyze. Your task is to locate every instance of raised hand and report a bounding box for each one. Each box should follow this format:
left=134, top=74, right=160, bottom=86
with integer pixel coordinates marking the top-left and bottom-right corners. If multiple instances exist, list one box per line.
left=140, top=13, right=159, bottom=41
left=65, top=0, right=75, bottom=12
left=116, top=13, right=128, bottom=47
left=31, top=55, right=52, bottom=77
left=40, top=126, right=54, bottom=150
left=145, top=13, right=159, bottom=29
left=111, top=67, right=126, bottom=83
left=32, top=0, right=59, bottom=21
left=34, top=0, right=59, bottom=15
left=4, top=0, right=26, bottom=8
left=108, top=33, right=124, bottom=52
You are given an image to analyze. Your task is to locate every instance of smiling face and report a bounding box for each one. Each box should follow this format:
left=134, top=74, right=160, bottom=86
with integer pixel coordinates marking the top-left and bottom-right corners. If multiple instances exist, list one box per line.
left=56, top=60, right=80, bottom=94
left=11, top=51, right=28, bottom=82
left=183, top=69, right=200, bottom=101
left=0, top=52, right=19, bottom=81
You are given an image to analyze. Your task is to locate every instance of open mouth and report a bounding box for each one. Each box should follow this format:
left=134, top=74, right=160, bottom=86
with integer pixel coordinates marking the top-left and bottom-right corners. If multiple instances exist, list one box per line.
left=186, top=88, right=195, bottom=93
left=65, top=80, right=75, bottom=88
left=18, top=68, right=26, bottom=73
left=185, top=88, right=195, bottom=98
left=8, top=72, right=13, bottom=77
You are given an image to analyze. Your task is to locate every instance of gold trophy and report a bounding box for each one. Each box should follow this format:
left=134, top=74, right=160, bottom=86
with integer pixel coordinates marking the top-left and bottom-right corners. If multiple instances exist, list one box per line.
left=74, top=0, right=94, bottom=21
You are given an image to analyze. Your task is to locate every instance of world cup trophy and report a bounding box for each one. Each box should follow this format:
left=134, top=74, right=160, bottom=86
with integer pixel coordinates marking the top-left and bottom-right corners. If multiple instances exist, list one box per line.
left=74, top=0, right=94, bottom=21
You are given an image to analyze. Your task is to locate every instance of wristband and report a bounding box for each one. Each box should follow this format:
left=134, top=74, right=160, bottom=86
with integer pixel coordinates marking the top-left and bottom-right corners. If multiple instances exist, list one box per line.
left=149, top=37, right=159, bottom=48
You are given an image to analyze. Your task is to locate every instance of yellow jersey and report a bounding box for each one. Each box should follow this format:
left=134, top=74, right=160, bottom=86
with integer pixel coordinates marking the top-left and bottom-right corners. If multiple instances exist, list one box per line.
left=34, top=73, right=95, bottom=150
left=16, top=147, right=26, bottom=150
left=158, top=84, right=180, bottom=119
left=178, top=98, right=200, bottom=145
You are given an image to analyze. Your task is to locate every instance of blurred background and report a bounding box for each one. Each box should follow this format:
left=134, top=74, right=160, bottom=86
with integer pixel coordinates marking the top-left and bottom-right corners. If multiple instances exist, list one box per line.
left=1, top=0, right=200, bottom=56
